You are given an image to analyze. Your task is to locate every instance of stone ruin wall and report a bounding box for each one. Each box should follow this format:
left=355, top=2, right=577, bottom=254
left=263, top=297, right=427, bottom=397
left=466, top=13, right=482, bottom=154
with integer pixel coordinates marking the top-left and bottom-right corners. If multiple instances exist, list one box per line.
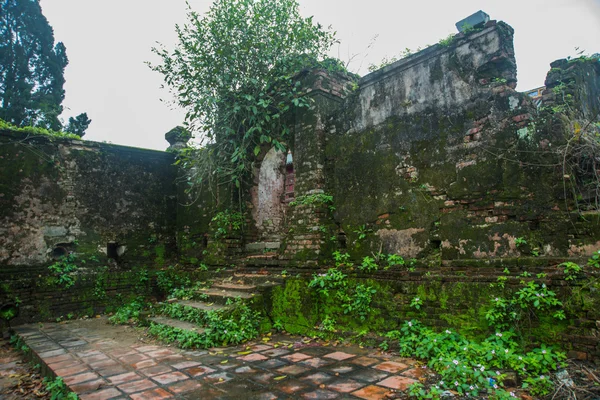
left=1, top=19, right=599, bottom=358
left=0, top=132, right=178, bottom=321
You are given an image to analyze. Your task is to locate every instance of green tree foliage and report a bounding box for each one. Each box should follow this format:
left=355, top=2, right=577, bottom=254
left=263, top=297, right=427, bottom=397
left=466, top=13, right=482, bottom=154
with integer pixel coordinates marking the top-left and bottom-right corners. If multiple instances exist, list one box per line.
left=0, top=0, right=89, bottom=136
left=65, top=112, right=91, bottom=137
left=150, top=0, right=338, bottom=194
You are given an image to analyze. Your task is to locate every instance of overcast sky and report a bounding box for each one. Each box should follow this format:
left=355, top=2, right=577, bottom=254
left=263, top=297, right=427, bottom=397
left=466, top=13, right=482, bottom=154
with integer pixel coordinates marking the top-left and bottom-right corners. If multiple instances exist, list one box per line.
left=40, top=0, right=600, bottom=151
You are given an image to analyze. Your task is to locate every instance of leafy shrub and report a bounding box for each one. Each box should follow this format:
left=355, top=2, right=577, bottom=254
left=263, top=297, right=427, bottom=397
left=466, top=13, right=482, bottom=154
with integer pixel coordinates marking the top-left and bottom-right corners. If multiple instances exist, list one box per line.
left=389, top=320, right=565, bottom=398
left=357, top=256, right=378, bottom=272
left=48, top=254, right=79, bottom=288
left=156, top=265, right=192, bottom=295
left=485, top=280, right=565, bottom=331
left=211, top=210, right=244, bottom=239
left=109, top=299, right=147, bottom=325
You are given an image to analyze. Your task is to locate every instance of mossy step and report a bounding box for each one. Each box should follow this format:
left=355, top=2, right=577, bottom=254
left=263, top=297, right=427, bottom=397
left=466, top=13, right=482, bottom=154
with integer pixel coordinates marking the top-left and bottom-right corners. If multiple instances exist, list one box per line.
left=177, top=300, right=230, bottom=312
left=149, top=317, right=205, bottom=333
left=233, top=273, right=285, bottom=283
left=212, top=282, right=257, bottom=292
left=196, top=288, right=255, bottom=303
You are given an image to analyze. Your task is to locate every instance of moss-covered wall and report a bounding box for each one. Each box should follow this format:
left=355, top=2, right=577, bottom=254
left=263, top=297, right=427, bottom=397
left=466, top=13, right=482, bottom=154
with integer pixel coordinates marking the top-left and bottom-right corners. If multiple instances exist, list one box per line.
left=0, top=131, right=177, bottom=321
left=321, top=22, right=600, bottom=264
left=270, top=268, right=600, bottom=360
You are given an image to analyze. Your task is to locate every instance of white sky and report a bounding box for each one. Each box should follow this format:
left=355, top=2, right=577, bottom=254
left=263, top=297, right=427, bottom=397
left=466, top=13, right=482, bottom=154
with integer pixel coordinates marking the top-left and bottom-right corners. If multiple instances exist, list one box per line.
left=40, top=0, right=600, bottom=151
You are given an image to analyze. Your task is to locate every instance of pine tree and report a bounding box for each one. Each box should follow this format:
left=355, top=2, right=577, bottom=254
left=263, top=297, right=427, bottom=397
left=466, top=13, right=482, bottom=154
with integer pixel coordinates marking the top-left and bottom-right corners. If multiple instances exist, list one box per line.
left=0, top=0, right=68, bottom=130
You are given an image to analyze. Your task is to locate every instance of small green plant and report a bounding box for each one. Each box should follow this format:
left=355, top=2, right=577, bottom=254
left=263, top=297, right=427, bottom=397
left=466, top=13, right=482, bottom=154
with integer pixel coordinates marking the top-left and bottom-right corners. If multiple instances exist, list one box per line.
left=358, top=256, right=378, bottom=273
left=379, top=340, right=389, bottom=352
left=561, top=261, right=582, bottom=281
left=491, top=275, right=508, bottom=289
left=522, top=375, right=554, bottom=397
left=48, top=254, right=79, bottom=288
left=309, top=268, right=347, bottom=297
left=332, top=251, right=353, bottom=268
left=339, top=284, right=376, bottom=321
left=410, top=296, right=423, bottom=310
left=156, top=265, right=192, bottom=295
left=515, top=237, right=527, bottom=247
left=386, top=254, right=405, bottom=269
left=587, top=250, right=600, bottom=268
left=438, top=34, right=454, bottom=47
left=289, top=193, right=335, bottom=212
left=485, top=280, right=565, bottom=331
left=211, top=210, right=244, bottom=239
left=408, top=382, right=444, bottom=399
left=44, top=376, right=79, bottom=400
left=93, top=266, right=109, bottom=300
left=109, top=299, right=147, bottom=325
left=353, top=224, right=370, bottom=241
left=319, top=316, right=336, bottom=332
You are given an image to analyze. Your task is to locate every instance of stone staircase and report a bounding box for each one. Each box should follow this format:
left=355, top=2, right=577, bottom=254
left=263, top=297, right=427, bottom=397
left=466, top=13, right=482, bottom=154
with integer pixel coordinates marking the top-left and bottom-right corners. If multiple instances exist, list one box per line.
left=147, top=271, right=284, bottom=345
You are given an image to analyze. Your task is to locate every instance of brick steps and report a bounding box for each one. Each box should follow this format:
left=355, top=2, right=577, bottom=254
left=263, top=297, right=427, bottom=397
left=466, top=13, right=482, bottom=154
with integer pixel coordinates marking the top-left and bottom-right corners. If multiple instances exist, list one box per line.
left=212, top=282, right=257, bottom=292
left=176, top=300, right=230, bottom=312
left=195, top=288, right=255, bottom=304
left=148, top=316, right=205, bottom=334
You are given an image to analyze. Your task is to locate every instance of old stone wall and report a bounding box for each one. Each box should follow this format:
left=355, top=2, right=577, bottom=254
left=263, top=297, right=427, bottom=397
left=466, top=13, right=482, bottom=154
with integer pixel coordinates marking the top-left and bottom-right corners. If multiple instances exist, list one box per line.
left=319, top=21, right=600, bottom=265
left=0, top=131, right=178, bottom=321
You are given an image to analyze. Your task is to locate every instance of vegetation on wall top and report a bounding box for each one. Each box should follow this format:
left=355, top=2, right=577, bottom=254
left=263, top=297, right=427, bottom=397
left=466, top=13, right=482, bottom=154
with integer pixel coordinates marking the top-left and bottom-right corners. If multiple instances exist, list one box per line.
left=0, top=118, right=81, bottom=140
left=150, top=0, right=347, bottom=204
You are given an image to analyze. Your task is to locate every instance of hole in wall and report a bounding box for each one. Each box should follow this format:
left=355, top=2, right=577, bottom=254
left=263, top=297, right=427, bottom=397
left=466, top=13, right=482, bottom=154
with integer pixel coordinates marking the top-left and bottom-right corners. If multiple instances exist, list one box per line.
left=107, top=242, right=119, bottom=260
left=508, top=215, right=517, bottom=221
left=51, top=242, right=75, bottom=259
left=430, top=239, right=442, bottom=248
left=337, top=231, right=347, bottom=249
left=52, top=246, right=68, bottom=259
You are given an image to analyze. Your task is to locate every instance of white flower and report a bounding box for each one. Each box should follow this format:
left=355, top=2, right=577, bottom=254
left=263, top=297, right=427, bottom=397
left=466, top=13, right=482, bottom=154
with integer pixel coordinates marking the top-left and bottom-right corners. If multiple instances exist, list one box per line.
left=491, top=350, right=495, bottom=354
left=496, top=371, right=500, bottom=375
left=540, top=375, right=545, bottom=380
left=480, top=366, right=485, bottom=372
left=445, top=330, right=451, bottom=334
left=495, top=297, right=499, bottom=302
left=542, top=350, right=546, bottom=354
left=454, top=381, right=459, bottom=386
left=453, top=359, right=459, bottom=365
left=493, top=384, right=498, bottom=389
left=439, top=381, right=444, bottom=385
left=496, top=332, right=502, bottom=337
left=463, top=347, right=467, bottom=351
left=510, top=393, right=517, bottom=398
left=434, top=339, right=437, bottom=343
left=469, top=386, right=474, bottom=390
left=414, top=297, right=419, bottom=302
left=505, top=349, right=509, bottom=354
left=536, top=293, right=540, bottom=297
left=542, top=284, right=546, bottom=288
left=408, top=321, right=412, bottom=327
left=518, top=356, right=522, bottom=360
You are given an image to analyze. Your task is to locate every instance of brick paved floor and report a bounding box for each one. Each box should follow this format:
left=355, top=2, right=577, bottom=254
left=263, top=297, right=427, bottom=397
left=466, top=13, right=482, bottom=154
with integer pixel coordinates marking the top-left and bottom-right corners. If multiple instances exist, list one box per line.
left=9, top=318, right=426, bottom=399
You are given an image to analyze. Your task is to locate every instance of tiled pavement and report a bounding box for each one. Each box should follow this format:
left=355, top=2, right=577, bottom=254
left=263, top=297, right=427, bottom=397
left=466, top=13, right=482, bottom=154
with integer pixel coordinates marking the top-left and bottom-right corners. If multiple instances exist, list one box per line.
left=10, top=319, right=426, bottom=399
